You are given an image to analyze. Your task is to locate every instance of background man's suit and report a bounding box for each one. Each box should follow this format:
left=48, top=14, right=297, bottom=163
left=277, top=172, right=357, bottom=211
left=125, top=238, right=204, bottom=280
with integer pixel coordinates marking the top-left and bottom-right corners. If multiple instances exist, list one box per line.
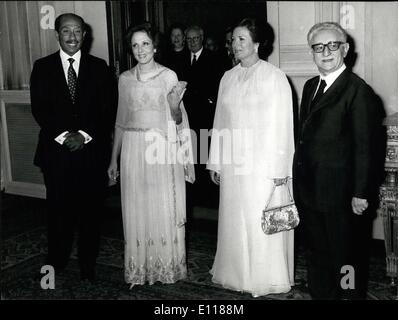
left=293, top=68, right=385, bottom=299
left=183, top=48, right=221, bottom=132
left=30, top=51, right=117, bottom=277
left=183, top=48, right=223, bottom=209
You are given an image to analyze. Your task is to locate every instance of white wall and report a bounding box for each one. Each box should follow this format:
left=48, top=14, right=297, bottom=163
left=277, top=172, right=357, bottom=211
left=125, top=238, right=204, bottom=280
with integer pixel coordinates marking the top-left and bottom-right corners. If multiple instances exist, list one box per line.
left=369, top=2, right=398, bottom=116
left=74, top=1, right=109, bottom=63
left=267, top=1, right=398, bottom=116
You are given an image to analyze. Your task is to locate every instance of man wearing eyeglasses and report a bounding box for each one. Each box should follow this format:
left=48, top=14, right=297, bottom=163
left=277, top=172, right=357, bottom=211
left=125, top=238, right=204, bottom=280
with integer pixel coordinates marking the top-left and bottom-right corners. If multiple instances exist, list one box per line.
left=183, top=25, right=223, bottom=212
left=293, top=22, right=385, bottom=299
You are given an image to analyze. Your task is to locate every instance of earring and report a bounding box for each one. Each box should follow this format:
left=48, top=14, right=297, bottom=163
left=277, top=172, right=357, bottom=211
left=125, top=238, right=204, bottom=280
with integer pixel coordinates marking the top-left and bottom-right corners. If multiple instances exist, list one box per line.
left=154, top=48, right=157, bottom=53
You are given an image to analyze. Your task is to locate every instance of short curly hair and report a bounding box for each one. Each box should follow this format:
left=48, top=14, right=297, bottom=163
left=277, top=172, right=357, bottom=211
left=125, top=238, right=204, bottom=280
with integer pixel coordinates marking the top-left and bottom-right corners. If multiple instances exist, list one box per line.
left=184, top=25, right=204, bottom=38
left=55, top=13, right=85, bottom=32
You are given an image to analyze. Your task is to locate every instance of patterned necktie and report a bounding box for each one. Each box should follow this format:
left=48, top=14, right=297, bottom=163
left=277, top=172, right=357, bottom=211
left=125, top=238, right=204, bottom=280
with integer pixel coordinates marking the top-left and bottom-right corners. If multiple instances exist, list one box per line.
left=310, top=79, right=326, bottom=110
left=191, top=54, right=197, bottom=66
left=67, top=58, right=77, bottom=104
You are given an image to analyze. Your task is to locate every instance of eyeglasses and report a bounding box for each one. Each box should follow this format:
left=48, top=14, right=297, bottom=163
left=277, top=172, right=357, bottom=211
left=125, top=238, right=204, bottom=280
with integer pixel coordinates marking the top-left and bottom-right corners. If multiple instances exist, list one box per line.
left=311, top=41, right=345, bottom=53
left=186, top=36, right=201, bottom=42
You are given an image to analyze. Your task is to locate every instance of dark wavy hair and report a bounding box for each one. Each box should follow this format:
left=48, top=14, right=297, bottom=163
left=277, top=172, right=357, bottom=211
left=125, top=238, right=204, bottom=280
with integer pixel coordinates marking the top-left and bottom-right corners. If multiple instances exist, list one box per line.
left=125, top=22, right=157, bottom=50
left=235, top=17, right=275, bottom=59
left=235, top=18, right=267, bottom=45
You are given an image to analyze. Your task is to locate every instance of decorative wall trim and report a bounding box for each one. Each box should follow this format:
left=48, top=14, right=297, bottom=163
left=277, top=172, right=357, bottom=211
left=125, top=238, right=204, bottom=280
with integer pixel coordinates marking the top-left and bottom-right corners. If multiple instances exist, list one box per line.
left=0, top=90, right=46, bottom=199
left=280, top=44, right=318, bottom=76
left=364, top=2, right=373, bottom=84
left=5, top=181, right=46, bottom=199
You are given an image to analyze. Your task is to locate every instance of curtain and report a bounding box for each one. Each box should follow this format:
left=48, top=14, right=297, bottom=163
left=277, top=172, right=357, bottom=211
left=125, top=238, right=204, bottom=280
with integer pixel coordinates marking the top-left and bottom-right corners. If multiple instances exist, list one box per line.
left=0, top=1, right=75, bottom=90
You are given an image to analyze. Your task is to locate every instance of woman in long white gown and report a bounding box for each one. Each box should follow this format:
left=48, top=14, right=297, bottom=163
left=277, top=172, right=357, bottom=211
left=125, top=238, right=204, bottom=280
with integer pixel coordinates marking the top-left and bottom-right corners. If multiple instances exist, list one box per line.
left=108, top=23, right=195, bottom=288
left=207, top=18, right=295, bottom=297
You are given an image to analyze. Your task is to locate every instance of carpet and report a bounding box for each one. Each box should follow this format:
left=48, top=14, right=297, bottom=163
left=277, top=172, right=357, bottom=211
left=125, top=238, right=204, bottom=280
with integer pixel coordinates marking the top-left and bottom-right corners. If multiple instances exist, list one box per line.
left=1, top=227, right=397, bottom=300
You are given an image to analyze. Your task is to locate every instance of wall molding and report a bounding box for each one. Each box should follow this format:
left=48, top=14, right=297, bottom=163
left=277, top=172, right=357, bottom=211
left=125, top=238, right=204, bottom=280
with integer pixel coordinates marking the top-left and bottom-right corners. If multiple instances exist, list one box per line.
left=0, top=90, right=46, bottom=199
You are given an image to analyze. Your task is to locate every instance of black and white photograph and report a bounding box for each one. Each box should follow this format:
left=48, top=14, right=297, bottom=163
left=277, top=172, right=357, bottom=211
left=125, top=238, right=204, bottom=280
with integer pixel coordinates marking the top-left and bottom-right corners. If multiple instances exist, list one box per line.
left=1, top=0, right=397, bottom=308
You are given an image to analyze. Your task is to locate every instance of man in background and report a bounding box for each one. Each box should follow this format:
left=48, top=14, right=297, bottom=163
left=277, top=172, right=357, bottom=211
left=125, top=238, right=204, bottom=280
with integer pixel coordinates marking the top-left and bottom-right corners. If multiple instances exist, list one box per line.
left=183, top=25, right=223, bottom=213
left=224, top=26, right=238, bottom=69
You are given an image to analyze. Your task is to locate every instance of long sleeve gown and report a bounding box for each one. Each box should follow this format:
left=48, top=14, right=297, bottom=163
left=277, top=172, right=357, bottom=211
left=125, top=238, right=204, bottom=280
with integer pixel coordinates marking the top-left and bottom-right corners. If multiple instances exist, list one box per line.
left=207, top=60, right=295, bottom=297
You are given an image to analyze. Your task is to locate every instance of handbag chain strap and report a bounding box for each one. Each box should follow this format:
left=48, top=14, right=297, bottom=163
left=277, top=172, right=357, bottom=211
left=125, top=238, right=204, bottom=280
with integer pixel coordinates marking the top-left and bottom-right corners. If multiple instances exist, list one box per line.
left=264, top=177, right=294, bottom=210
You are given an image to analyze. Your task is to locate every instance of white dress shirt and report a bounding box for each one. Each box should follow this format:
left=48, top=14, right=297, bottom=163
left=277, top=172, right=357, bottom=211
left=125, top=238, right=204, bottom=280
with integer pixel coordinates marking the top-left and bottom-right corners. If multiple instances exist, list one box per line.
left=316, top=64, right=347, bottom=94
left=55, top=49, right=92, bottom=145
left=191, top=46, right=203, bottom=64
left=60, top=49, right=81, bottom=80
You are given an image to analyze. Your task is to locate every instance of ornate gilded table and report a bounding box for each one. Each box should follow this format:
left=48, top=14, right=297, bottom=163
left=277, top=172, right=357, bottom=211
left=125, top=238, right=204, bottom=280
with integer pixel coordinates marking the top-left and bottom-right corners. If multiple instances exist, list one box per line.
left=379, top=114, right=398, bottom=298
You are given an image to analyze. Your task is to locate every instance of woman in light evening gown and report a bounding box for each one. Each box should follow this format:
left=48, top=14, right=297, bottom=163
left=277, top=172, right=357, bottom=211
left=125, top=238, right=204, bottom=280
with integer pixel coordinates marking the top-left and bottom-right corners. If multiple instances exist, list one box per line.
left=108, top=23, right=195, bottom=288
left=207, top=18, right=295, bottom=297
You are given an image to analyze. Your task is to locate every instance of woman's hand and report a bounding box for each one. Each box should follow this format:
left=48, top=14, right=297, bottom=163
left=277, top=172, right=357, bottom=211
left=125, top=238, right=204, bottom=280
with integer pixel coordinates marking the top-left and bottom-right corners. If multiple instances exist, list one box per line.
left=107, top=162, right=119, bottom=183
left=167, top=89, right=182, bottom=124
left=210, top=170, right=220, bottom=186
left=167, top=81, right=187, bottom=111
left=167, top=88, right=181, bottom=112
left=175, top=81, right=187, bottom=98
left=168, top=81, right=187, bottom=125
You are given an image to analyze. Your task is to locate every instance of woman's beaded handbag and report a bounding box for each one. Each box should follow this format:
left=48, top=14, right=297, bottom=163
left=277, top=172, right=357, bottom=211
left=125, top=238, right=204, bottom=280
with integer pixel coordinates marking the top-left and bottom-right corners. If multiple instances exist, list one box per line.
left=261, top=179, right=300, bottom=235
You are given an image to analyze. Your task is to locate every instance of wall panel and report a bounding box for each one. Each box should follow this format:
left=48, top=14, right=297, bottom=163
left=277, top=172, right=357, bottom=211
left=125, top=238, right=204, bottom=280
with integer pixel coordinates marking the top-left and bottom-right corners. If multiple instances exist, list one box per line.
left=0, top=90, right=45, bottom=198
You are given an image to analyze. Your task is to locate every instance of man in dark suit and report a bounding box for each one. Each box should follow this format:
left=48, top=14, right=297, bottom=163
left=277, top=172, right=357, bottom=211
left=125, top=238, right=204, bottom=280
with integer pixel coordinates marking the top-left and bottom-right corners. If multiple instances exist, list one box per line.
left=223, top=26, right=239, bottom=70
left=293, top=22, right=384, bottom=299
left=30, top=13, right=117, bottom=282
left=183, top=25, right=223, bottom=210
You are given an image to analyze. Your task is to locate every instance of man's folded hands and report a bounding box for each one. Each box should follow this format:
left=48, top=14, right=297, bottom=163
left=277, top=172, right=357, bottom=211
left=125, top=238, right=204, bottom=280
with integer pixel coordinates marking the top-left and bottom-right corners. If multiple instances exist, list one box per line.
left=64, top=132, right=85, bottom=151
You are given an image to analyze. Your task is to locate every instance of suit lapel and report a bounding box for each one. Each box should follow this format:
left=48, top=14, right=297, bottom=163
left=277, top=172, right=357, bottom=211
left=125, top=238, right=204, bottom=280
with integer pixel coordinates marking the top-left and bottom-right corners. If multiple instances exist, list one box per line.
left=301, top=77, right=319, bottom=121
left=197, top=49, right=205, bottom=64
left=192, top=48, right=207, bottom=68
left=76, top=53, right=89, bottom=103
left=52, top=52, right=73, bottom=104
left=310, top=69, right=350, bottom=113
left=306, top=69, right=351, bottom=121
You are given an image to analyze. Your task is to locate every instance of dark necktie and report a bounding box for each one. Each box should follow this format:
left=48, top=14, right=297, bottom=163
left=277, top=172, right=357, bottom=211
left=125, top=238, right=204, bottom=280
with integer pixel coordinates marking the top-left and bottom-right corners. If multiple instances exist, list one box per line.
left=191, top=54, right=197, bottom=66
left=67, top=58, right=77, bottom=104
left=310, top=79, right=326, bottom=110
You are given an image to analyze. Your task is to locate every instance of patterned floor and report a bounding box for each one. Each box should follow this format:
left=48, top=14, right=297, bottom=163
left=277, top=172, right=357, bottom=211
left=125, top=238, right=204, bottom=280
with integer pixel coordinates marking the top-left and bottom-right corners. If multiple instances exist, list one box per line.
left=1, top=226, right=397, bottom=300
left=1, top=193, right=397, bottom=300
